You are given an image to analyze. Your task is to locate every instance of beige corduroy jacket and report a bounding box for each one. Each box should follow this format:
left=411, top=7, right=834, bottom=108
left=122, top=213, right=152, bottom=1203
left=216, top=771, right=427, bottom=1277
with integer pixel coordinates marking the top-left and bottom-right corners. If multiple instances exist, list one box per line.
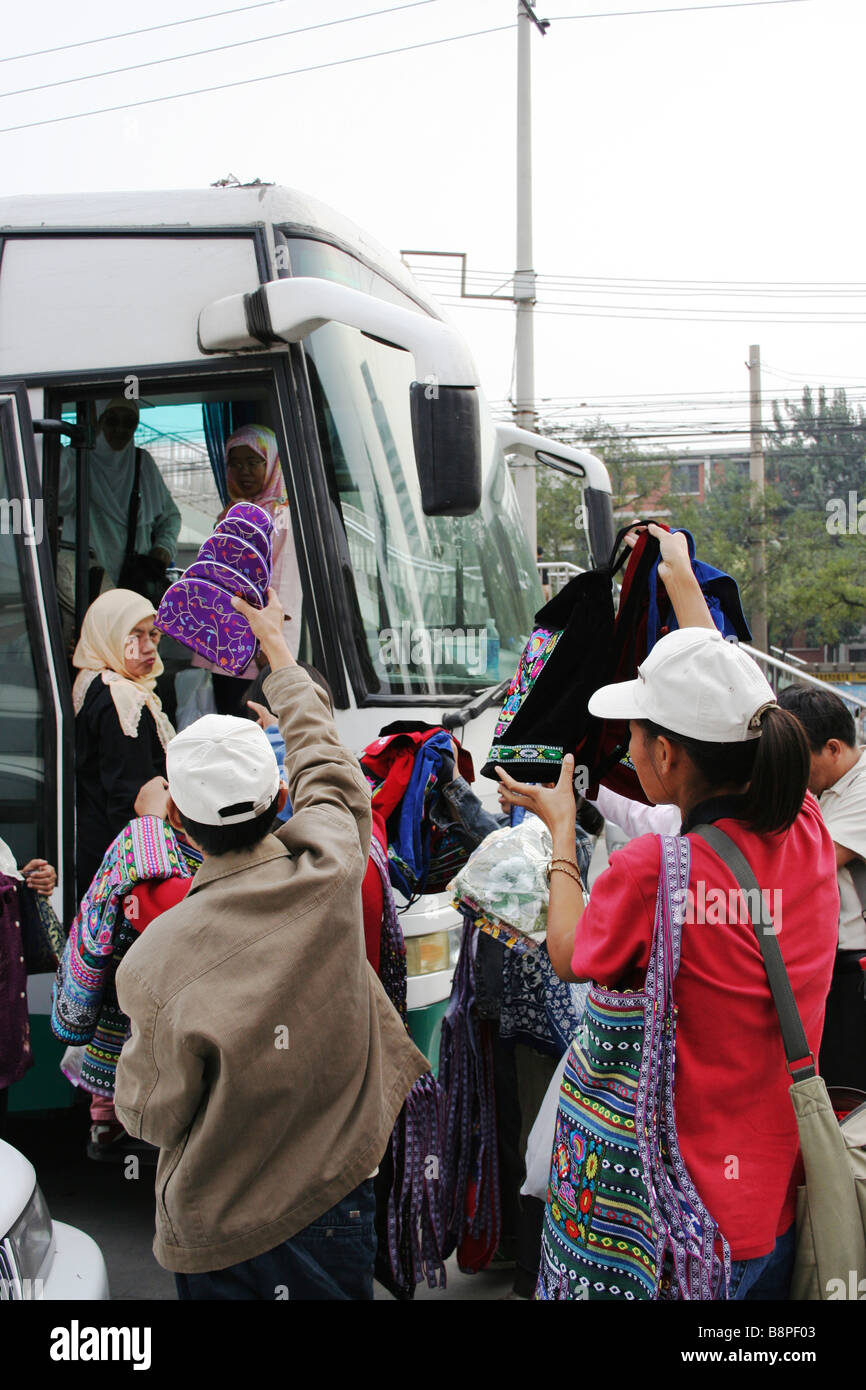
left=114, top=664, right=428, bottom=1274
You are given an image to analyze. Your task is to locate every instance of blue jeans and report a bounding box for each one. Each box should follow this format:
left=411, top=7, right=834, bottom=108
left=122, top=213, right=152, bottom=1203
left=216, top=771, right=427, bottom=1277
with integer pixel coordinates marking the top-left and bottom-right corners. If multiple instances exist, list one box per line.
left=174, top=1179, right=377, bottom=1301
left=728, top=1224, right=795, bottom=1300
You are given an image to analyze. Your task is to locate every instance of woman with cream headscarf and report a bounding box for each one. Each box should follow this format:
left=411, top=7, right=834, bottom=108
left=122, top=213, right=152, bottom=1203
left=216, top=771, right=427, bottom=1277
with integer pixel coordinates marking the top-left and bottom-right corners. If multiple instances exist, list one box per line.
left=73, top=589, right=175, bottom=896
left=197, top=424, right=303, bottom=716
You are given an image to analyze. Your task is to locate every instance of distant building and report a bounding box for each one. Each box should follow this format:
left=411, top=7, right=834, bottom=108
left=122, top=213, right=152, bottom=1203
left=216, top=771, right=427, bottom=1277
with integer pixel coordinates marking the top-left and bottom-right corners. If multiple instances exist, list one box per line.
left=612, top=447, right=750, bottom=522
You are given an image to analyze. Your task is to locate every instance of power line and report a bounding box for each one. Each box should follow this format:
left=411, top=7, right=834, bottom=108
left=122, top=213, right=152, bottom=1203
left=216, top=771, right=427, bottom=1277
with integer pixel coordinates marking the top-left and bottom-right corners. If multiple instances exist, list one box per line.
left=416, top=276, right=866, bottom=302
left=1, top=1, right=439, bottom=100
left=433, top=295, right=866, bottom=324
left=409, top=268, right=866, bottom=297
left=491, top=393, right=866, bottom=408
left=549, top=0, right=812, bottom=21
left=491, top=383, right=866, bottom=401
left=0, top=22, right=514, bottom=134
left=403, top=260, right=866, bottom=289
left=0, top=0, right=332, bottom=65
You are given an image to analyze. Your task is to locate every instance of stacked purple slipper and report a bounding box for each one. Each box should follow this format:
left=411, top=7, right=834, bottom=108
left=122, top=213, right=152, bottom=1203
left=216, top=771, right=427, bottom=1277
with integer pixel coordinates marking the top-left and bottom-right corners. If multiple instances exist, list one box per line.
left=155, top=503, right=273, bottom=674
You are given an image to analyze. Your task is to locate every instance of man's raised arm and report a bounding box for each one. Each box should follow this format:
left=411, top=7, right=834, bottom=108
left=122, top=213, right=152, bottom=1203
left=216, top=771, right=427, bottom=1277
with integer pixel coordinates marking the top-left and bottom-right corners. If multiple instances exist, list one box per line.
left=231, top=590, right=372, bottom=861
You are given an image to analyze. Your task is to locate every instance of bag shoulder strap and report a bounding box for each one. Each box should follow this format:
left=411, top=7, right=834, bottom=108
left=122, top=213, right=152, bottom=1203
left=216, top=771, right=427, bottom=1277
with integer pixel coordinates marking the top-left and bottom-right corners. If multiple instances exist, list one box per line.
left=124, top=448, right=142, bottom=561
left=691, top=822, right=816, bottom=1081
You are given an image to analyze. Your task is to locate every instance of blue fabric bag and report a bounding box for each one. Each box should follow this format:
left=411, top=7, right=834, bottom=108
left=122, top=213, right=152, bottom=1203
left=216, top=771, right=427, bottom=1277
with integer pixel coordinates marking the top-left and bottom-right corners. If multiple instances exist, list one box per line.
left=646, top=527, right=751, bottom=651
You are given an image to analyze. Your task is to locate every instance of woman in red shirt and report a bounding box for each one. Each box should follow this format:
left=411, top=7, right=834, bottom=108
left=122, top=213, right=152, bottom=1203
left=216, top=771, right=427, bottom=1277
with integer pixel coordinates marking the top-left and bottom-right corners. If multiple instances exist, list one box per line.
left=496, top=525, right=839, bottom=1300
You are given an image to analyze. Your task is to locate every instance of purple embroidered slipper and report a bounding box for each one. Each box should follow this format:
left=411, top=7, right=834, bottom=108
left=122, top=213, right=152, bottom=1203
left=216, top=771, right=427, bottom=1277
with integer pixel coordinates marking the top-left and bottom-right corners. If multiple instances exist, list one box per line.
left=223, top=501, right=274, bottom=536
left=197, top=533, right=270, bottom=594
left=182, top=559, right=264, bottom=608
left=214, top=515, right=271, bottom=561
left=156, top=579, right=258, bottom=674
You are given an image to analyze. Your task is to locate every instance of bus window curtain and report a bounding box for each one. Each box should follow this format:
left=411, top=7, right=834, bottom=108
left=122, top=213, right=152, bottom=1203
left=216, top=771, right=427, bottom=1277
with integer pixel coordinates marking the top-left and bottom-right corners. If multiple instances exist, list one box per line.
left=202, top=403, right=232, bottom=506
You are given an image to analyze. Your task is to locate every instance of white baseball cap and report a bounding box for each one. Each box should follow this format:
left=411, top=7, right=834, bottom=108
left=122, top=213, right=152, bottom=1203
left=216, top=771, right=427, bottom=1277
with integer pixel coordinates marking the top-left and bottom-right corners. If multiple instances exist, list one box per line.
left=587, top=627, right=776, bottom=742
left=167, top=714, right=281, bottom=826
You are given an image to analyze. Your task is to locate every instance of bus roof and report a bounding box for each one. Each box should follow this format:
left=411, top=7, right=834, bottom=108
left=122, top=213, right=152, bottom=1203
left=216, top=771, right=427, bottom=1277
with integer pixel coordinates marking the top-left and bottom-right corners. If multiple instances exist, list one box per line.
left=0, top=184, right=437, bottom=313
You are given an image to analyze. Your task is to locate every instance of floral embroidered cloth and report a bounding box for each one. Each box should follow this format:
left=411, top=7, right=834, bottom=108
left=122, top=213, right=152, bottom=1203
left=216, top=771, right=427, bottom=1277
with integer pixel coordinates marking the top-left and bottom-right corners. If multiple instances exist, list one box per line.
left=51, top=816, right=196, bottom=1051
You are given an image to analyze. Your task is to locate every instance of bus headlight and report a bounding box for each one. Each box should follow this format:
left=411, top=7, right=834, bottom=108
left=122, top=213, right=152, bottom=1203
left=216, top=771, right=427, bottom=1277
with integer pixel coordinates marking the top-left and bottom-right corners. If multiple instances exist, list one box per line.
left=405, top=928, right=459, bottom=977
left=4, top=1184, right=52, bottom=1290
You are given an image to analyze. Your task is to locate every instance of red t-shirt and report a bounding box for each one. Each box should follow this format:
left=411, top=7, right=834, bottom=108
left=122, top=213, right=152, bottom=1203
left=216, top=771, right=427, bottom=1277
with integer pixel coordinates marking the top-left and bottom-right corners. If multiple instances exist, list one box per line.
left=571, top=792, right=839, bottom=1260
left=123, top=877, right=192, bottom=933
left=360, top=812, right=388, bottom=975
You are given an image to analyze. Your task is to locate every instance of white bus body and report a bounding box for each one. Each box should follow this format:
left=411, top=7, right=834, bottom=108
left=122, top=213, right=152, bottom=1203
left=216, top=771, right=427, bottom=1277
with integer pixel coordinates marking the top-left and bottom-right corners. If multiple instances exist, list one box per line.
left=0, top=185, right=614, bottom=1092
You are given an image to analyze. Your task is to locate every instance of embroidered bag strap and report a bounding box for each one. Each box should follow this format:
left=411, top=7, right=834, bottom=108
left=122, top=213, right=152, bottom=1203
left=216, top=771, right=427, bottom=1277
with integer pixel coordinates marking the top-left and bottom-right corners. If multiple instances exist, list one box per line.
left=640, top=835, right=731, bottom=1299
left=370, top=833, right=408, bottom=1025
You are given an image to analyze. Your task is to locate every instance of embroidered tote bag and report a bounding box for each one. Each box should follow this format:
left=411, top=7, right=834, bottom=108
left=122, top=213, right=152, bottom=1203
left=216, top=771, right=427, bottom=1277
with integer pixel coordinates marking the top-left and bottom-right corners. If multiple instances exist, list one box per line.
left=482, top=524, right=751, bottom=802
left=536, top=835, right=730, bottom=1301
left=481, top=522, right=664, bottom=789
left=480, top=543, right=627, bottom=784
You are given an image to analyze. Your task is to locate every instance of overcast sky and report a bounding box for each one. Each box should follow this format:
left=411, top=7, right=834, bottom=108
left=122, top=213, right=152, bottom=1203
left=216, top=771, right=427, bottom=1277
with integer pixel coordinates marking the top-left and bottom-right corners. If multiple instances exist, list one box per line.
left=2, top=0, right=864, bottom=450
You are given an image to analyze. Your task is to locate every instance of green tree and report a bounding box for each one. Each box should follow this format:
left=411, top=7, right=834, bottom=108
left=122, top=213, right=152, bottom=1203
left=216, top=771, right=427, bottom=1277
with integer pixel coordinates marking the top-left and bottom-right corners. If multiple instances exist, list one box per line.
left=533, top=393, right=866, bottom=651
left=535, top=418, right=666, bottom=565
left=677, top=471, right=866, bottom=649
left=767, top=385, right=866, bottom=512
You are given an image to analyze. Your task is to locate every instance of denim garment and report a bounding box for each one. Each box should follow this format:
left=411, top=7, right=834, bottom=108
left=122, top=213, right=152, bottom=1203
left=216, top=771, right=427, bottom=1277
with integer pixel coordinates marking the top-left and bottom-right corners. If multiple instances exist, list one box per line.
left=174, top=1180, right=377, bottom=1301
left=728, top=1224, right=795, bottom=1301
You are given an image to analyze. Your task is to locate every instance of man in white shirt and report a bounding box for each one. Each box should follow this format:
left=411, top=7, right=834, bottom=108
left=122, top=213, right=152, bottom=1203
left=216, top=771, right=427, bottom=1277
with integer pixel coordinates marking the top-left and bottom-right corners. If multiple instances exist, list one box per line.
left=778, top=685, right=866, bottom=1089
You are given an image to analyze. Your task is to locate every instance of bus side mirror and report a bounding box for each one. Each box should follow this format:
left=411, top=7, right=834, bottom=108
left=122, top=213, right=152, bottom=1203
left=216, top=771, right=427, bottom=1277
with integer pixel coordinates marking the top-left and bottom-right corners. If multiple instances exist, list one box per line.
left=200, top=279, right=486, bottom=516
left=410, top=384, right=481, bottom=516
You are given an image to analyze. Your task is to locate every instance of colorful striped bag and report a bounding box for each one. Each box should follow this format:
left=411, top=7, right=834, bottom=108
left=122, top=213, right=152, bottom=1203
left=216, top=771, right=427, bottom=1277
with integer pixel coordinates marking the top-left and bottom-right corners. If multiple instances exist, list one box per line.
left=536, top=835, right=730, bottom=1301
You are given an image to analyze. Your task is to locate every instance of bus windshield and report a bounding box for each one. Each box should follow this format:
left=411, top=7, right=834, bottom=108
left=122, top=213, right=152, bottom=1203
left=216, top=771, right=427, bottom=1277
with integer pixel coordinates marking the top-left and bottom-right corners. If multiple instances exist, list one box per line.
left=288, top=236, right=541, bottom=696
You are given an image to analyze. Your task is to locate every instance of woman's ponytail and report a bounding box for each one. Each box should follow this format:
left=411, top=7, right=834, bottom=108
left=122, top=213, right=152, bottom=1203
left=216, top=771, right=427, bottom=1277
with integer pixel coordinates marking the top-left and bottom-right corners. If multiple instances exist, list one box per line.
left=639, top=703, right=811, bottom=835
left=739, top=704, right=810, bottom=834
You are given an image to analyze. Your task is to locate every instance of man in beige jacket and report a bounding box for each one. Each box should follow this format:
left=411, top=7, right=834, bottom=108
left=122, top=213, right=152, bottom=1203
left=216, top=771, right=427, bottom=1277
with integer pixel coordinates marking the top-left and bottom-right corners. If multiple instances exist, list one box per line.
left=114, top=591, right=428, bottom=1299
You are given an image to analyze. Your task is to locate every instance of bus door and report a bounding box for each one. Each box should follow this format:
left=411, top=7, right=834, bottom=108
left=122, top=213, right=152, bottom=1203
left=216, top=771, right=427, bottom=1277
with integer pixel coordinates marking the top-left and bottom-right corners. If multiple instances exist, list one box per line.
left=40, top=369, right=326, bottom=770
left=0, top=383, right=70, bottom=902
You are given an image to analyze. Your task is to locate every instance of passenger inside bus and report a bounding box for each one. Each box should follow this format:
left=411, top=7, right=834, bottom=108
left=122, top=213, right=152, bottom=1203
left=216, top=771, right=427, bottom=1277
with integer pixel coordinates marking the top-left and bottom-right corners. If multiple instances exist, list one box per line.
left=56, top=398, right=181, bottom=625
left=192, top=424, right=302, bottom=716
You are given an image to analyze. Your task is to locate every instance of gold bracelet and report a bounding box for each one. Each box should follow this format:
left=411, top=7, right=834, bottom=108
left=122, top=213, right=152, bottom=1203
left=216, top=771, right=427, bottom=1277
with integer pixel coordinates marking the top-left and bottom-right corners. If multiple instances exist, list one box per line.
left=550, top=858, right=580, bottom=872
left=548, top=863, right=583, bottom=887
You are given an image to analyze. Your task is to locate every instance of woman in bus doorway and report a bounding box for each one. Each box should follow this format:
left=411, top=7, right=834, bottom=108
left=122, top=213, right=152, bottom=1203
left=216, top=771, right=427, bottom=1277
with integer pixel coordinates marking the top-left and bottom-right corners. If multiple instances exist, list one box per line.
left=203, top=425, right=303, bottom=716
left=72, top=589, right=174, bottom=899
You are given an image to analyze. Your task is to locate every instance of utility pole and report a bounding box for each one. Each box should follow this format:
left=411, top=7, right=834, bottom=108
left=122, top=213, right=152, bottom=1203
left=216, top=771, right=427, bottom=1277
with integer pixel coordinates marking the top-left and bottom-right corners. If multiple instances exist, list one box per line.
left=748, top=344, right=769, bottom=652
left=400, top=4, right=549, bottom=553
left=512, top=0, right=548, bottom=556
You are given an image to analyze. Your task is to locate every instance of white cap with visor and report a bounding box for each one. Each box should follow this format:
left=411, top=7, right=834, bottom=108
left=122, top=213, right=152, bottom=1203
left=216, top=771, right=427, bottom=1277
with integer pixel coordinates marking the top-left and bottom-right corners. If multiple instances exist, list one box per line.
left=167, top=714, right=281, bottom=826
left=588, top=627, right=776, bottom=742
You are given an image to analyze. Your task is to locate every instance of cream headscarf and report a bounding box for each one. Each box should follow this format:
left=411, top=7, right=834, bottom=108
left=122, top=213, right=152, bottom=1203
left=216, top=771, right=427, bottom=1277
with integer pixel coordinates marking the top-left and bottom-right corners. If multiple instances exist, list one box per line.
left=72, top=589, right=175, bottom=749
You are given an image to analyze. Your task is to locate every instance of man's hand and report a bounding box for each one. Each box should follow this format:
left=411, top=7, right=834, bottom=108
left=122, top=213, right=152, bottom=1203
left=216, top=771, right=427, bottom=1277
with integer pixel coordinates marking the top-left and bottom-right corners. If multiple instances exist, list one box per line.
left=247, top=699, right=275, bottom=731
left=231, top=588, right=296, bottom=672
left=21, top=859, right=57, bottom=896
left=135, top=776, right=170, bottom=819
left=149, top=546, right=171, bottom=567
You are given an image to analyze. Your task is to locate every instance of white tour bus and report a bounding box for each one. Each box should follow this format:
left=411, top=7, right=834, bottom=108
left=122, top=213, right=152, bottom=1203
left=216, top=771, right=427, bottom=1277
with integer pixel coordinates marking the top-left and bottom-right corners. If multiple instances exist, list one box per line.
left=0, top=185, right=614, bottom=1107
